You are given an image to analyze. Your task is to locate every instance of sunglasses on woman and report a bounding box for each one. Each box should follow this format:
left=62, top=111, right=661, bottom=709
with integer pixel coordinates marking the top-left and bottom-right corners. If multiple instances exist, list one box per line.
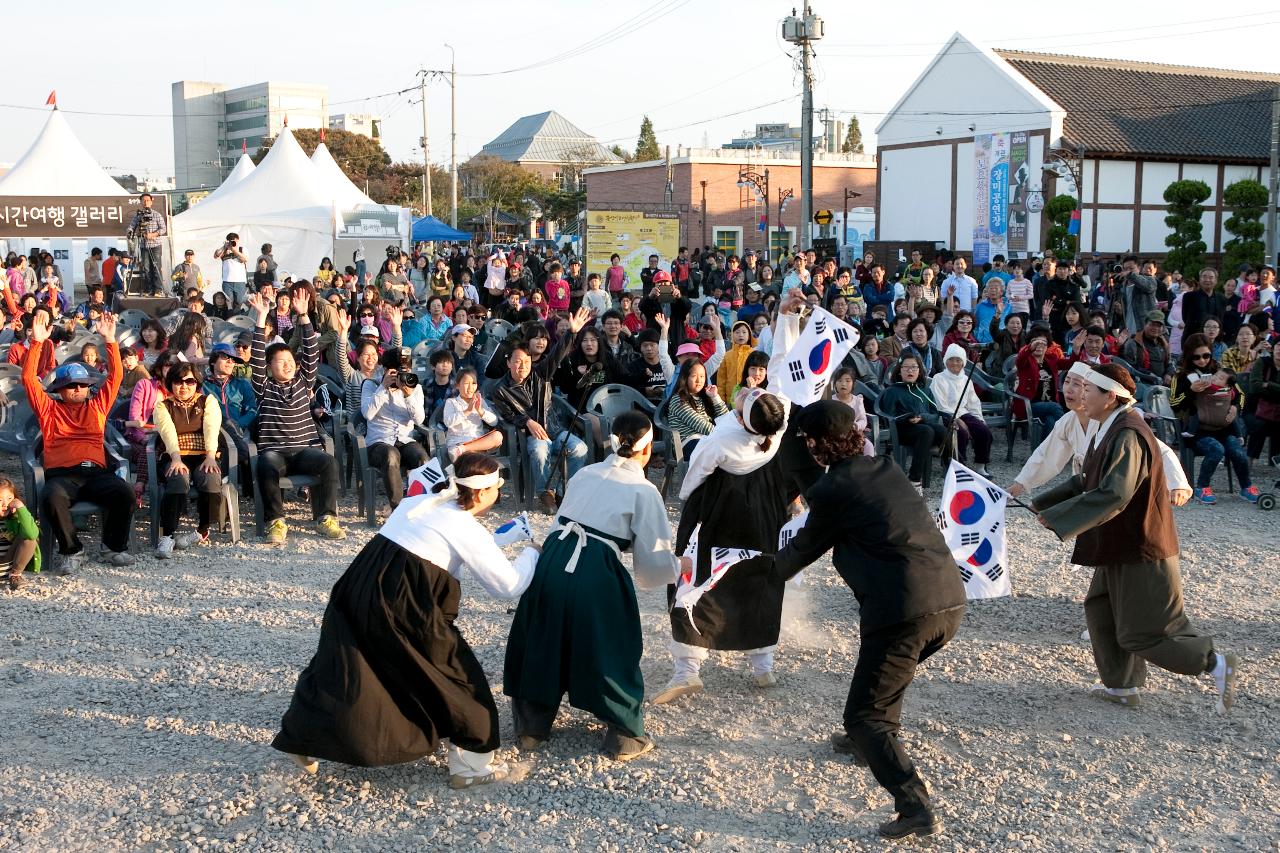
left=1191, top=352, right=1212, bottom=361
left=176, top=378, right=199, bottom=386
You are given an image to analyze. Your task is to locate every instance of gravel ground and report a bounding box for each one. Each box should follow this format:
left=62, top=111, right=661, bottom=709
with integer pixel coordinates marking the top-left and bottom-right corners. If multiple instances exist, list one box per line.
left=1, top=452, right=1278, bottom=852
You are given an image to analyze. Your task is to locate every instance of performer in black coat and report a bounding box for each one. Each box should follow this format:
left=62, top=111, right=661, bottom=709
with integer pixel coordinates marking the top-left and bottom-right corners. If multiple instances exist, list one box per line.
left=770, top=400, right=967, bottom=840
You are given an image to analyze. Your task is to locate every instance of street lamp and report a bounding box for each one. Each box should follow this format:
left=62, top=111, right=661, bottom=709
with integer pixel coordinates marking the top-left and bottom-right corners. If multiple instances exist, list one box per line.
left=738, top=166, right=770, bottom=261
left=841, top=188, right=862, bottom=253
left=777, top=187, right=795, bottom=258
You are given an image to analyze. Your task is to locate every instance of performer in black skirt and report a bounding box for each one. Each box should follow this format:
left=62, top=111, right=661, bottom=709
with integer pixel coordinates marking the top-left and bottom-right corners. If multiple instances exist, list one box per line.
left=654, top=387, right=791, bottom=703
left=271, top=453, right=541, bottom=789
left=770, top=401, right=966, bottom=840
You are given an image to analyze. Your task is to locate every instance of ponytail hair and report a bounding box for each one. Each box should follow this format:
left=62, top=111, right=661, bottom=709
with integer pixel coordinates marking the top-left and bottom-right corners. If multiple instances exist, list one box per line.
left=742, top=391, right=787, bottom=452
left=611, top=411, right=652, bottom=458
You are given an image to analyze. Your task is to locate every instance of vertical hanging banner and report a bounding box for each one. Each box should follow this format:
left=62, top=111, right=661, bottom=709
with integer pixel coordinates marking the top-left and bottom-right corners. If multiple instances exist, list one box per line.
left=778, top=307, right=859, bottom=405
left=972, top=134, right=992, bottom=265
left=934, top=461, right=1011, bottom=600
left=988, top=132, right=1010, bottom=262
left=1007, top=131, right=1030, bottom=253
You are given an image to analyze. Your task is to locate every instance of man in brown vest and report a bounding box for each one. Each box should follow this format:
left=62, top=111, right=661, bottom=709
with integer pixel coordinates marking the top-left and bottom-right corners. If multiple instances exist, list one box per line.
left=1032, top=363, right=1239, bottom=714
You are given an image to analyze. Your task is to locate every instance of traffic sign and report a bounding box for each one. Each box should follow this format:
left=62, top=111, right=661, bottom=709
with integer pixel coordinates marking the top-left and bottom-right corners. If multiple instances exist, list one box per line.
left=813, top=209, right=833, bottom=225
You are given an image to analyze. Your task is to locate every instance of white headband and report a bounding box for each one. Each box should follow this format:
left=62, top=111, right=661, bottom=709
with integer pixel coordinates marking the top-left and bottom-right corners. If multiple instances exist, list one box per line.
left=1082, top=366, right=1134, bottom=400
left=740, top=388, right=767, bottom=435
left=1067, top=361, right=1093, bottom=380
left=455, top=470, right=503, bottom=489
left=610, top=426, right=654, bottom=454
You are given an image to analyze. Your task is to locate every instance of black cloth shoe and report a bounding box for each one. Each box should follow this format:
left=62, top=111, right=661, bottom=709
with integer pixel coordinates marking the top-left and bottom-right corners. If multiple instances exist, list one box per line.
left=878, top=810, right=942, bottom=840
left=829, top=731, right=868, bottom=766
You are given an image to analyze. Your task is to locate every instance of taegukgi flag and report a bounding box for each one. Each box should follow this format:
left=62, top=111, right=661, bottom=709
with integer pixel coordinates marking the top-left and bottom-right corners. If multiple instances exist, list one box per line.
left=935, top=460, right=1011, bottom=600
left=779, top=307, right=859, bottom=406
left=674, top=524, right=761, bottom=633
left=405, top=457, right=446, bottom=497
left=493, top=512, right=533, bottom=547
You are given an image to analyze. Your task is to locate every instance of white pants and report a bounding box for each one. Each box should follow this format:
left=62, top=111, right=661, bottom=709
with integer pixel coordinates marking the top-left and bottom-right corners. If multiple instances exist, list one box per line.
left=670, top=640, right=775, bottom=679
left=446, top=742, right=507, bottom=779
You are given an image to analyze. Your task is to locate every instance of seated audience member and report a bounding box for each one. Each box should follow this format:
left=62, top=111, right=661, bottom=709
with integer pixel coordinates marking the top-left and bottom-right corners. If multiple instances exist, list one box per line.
left=491, top=309, right=591, bottom=501
left=931, top=345, right=993, bottom=476
left=248, top=291, right=346, bottom=544
left=0, top=477, right=40, bottom=591
left=7, top=310, right=57, bottom=377
left=203, top=342, right=258, bottom=492
left=443, top=368, right=502, bottom=461
left=152, top=361, right=225, bottom=557
left=878, top=353, right=948, bottom=491
left=21, top=310, right=135, bottom=571
left=359, top=348, right=428, bottom=511
left=665, top=358, right=730, bottom=454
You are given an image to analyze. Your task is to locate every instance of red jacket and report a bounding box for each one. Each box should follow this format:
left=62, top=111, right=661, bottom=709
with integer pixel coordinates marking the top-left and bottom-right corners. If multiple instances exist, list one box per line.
left=1014, top=345, right=1064, bottom=420
left=23, top=340, right=122, bottom=470
left=8, top=338, right=56, bottom=378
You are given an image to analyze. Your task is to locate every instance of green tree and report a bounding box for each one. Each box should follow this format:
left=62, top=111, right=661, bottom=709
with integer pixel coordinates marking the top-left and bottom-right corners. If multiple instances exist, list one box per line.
left=1221, top=178, right=1269, bottom=277
left=841, top=117, right=863, bottom=154
left=1162, top=179, right=1212, bottom=278
left=634, top=116, right=661, bottom=162
left=609, top=144, right=634, bottom=163
left=1043, top=194, right=1078, bottom=258
left=253, top=128, right=391, bottom=185
left=366, top=162, right=452, bottom=214
left=460, top=155, right=552, bottom=221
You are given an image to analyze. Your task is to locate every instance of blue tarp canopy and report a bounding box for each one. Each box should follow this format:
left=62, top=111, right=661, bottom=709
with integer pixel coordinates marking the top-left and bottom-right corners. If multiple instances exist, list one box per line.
left=412, top=215, right=470, bottom=242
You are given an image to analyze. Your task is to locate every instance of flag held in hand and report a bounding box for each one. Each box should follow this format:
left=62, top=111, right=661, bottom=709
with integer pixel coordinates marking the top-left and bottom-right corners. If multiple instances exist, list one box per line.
left=493, top=512, right=533, bottom=547
left=779, top=307, right=859, bottom=406
left=935, top=460, right=1011, bottom=600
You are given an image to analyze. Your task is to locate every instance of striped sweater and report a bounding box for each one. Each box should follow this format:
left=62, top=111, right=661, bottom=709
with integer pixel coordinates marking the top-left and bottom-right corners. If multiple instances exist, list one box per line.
left=251, top=319, right=321, bottom=451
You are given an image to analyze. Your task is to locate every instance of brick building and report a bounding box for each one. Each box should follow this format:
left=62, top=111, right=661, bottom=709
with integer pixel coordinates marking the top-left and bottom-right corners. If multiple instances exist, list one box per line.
left=583, top=148, right=877, bottom=261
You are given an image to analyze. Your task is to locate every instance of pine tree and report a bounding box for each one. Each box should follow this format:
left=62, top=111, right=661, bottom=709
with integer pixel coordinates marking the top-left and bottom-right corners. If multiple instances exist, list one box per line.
left=841, top=117, right=863, bottom=154
left=635, top=116, right=661, bottom=162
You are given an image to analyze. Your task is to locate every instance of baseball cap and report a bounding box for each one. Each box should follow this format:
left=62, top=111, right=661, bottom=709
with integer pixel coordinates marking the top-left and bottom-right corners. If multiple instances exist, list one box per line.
left=48, top=361, right=93, bottom=392
left=210, top=342, right=242, bottom=364
left=1144, top=310, right=1166, bottom=324
left=651, top=270, right=672, bottom=285
left=450, top=323, right=474, bottom=336
left=235, top=331, right=253, bottom=347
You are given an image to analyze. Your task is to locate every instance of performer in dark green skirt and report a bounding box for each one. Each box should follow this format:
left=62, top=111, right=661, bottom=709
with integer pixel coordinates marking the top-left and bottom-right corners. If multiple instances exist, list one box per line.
left=504, top=411, right=679, bottom=761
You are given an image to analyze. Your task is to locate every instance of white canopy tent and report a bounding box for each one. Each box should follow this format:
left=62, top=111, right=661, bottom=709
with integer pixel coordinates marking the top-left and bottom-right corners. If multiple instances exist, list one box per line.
left=0, top=107, right=130, bottom=295
left=310, top=142, right=377, bottom=208
left=0, top=108, right=129, bottom=197
left=172, top=128, right=338, bottom=299
left=201, top=151, right=257, bottom=202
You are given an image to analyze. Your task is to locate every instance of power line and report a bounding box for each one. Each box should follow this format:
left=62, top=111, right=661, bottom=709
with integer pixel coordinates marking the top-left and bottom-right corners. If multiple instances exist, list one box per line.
left=824, top=96, right=1280, bottom=119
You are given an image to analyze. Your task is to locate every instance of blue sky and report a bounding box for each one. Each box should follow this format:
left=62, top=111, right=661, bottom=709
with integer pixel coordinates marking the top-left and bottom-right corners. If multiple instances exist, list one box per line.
left=3, top=0, right=1278, bottom=179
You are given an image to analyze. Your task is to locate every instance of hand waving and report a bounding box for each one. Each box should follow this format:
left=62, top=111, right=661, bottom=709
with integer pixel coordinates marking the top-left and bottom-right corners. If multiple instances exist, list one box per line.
left=291, top=289, right=311, bottom=318
left=96, top=311, right=118, bottom=341
left=30, top=310, right=51, bottom=344
left=568, top=306, right=592, bottom=334
left=336, top=307, right=351, bottom=335
left=247, top=292, right=271, bottom=326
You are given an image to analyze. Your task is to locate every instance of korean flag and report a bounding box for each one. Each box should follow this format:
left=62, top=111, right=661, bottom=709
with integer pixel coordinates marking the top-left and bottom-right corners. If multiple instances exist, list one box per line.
left=493, top=512, right=533, bottom=547
left=779, top=306, right=859, bottom=406
left=405, top=457, right=446, bottom=497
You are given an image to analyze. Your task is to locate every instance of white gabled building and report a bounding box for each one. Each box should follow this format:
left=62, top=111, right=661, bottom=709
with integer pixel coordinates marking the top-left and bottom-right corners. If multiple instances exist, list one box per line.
left=875, top=33, right=1278, bottom=260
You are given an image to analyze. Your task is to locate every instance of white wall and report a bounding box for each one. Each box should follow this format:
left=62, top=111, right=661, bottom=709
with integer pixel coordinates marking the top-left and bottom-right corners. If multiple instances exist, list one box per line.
left=877, top=37, right=1058, bottom=146
left=1095, top=209, right=1133, bottom=253
left=954, top=142, right=974, bottom=252
left=1139, top=210, right=1169, bottom=254
left=1097, top=161, right=1136, bottom=205
left=878, top=145, right=952, bottom=242
left=1142, top=162, right=1178, bottom=205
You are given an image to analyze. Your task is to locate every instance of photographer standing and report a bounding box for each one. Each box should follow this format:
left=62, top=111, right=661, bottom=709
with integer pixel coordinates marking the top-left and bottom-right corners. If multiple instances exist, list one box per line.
left=360, top=348, right=428, bottom=511
left=1118, top=256, right=1158, bottom=335
left=214, top=233, right=249, bottom=309
left=127, top=193, right=168, bottom=296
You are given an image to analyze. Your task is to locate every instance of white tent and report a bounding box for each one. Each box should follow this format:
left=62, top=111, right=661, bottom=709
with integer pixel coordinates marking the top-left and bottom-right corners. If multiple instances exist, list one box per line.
left=172, top=128, right=337, bottom=298
left=0, top=107, right=128, bottom=197
left=206, top=151, right=257, bottom=200
left=310, top=142, right=377, bottom=208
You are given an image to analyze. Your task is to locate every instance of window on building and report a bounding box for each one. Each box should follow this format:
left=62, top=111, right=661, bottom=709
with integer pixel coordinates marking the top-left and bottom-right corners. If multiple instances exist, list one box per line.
left=226, top=116, right=268, bottom=133
left=713, top=227, right=742, bottom=257
left=768, top=227, right=796, bottom=257
left=224, top=96, right=267, bottom=113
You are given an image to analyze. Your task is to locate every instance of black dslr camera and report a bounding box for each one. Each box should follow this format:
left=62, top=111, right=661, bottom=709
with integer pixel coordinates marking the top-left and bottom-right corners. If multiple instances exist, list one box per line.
left=381, top=346, right=418, bottom=388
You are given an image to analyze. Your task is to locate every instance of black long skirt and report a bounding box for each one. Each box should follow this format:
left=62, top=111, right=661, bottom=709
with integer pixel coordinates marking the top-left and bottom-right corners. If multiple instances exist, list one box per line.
left=271, top=534, right=499, bottom=766
left=669, top=460, right=790, bottom=650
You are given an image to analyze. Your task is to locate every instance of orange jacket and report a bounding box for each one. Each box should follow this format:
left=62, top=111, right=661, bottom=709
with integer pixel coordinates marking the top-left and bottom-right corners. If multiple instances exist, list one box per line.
left=22, top=340, right=122, bottom=470
left=7, top=338, right=56, bottom=377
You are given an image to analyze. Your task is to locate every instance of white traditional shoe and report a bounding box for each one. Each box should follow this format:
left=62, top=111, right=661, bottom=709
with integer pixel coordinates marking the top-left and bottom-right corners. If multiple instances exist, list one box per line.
left=753, top=672, right=778, bottom=689
left=652, top=675, right=704, bottom=705
left=155, top=536, right=175, bottom=559
left=288, top=753, right=318, bottom=775
left=1090, top=683, right=1141, bottom=708
left=1080, top=628, right=1091, bottom=641
left=1209, top=652, right=1239, bottom=715
left=449, top=766, right=509, bottom=789
left=174, top=531, right=207, bottom=550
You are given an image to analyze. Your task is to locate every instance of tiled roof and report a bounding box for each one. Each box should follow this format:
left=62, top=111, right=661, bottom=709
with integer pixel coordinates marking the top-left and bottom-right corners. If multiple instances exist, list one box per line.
left=477, top=111, right=622, bottom=165
left=995, top=50, right=1280, bottom=163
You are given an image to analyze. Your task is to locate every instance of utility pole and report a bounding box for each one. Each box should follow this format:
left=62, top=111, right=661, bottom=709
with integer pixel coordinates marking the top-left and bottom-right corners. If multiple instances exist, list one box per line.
left=445, top=44, right=458, bottom=229
left=418, top=69, right=432, bottom=217
left=1266, top=84, right=1279, bottom=266
left=842, top=188, right=862, bottom=254
left=783, top=5, right=823, bottom=250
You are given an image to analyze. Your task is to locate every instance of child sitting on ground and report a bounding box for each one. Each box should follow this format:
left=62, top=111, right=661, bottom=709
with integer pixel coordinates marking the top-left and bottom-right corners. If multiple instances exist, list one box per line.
left=0, top=478, right=40, bottom=591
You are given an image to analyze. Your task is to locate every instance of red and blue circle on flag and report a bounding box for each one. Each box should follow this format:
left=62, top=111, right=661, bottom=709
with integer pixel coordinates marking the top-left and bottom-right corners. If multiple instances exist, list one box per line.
left=808, top=340, right=833, bottom=376
left=966, top=538, right=995, bottom=567
left=948, top=489, right=986, bottom=525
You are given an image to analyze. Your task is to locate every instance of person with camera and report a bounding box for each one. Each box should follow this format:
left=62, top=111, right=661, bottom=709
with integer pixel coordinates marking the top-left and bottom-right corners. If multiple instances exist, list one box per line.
left=126, top=193, right=168, bottom=296
left=360, top=347, right=428, bottom=511
left=1116, top=256, right=1158, bottom=334
left=214, top=233, right=249, bottom=310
